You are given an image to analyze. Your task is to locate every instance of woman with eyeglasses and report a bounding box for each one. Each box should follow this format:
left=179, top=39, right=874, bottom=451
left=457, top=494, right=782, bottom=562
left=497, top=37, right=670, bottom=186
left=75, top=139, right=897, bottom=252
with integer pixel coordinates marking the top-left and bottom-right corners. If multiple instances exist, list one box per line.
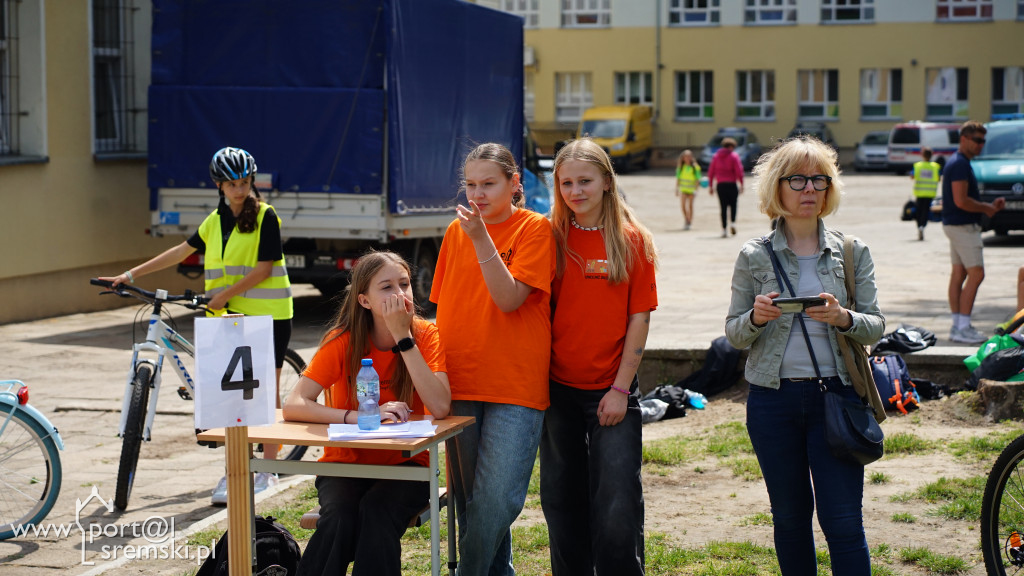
left=725, top=136, right=885, bottom=576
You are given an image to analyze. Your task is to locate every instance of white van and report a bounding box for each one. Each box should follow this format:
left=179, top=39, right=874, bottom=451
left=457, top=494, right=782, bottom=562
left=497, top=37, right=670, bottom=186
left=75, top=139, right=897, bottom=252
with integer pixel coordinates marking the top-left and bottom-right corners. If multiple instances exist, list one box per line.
left=887, top=121, right=960, bottom=174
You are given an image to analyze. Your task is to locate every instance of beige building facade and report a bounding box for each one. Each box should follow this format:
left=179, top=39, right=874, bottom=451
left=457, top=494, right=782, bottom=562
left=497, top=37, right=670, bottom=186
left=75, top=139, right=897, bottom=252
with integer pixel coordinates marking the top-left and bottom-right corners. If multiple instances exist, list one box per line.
left=485, top=0, right=1024, bottom=151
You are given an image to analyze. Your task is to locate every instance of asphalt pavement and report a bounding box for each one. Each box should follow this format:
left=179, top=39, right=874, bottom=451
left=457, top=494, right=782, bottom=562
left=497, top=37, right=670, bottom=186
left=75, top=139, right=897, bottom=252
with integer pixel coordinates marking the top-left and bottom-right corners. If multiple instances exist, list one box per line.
left=1, top=170, right=1020, bottom=574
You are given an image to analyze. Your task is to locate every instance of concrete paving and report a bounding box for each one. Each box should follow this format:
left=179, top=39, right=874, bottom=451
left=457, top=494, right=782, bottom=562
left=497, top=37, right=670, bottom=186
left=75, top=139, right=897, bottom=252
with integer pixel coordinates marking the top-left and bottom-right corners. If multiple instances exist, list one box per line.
left=1, top=170, right=1021, bottom=574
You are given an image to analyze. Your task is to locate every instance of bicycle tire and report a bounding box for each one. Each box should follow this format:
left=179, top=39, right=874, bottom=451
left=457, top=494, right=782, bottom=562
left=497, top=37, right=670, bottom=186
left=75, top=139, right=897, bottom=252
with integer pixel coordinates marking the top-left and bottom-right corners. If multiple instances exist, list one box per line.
left=114, top=364, right=152, bottom=511
left=981, top=432, right=1024, bottom=575
left=279, top=349, right=307, bottom=462
left=0, top=404, right=63, bottom=540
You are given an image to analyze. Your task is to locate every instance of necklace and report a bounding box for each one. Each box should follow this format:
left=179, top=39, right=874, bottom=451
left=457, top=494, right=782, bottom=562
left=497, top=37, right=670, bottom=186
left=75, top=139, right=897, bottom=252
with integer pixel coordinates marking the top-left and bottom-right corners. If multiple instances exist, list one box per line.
left=570, top=215, right=604, bottom=231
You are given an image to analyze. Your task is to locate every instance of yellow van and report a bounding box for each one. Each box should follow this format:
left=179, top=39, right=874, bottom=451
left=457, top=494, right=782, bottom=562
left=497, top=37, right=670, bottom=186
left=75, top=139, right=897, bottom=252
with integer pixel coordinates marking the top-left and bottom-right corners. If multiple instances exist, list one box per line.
left=577, top=105, right=653, bottom=173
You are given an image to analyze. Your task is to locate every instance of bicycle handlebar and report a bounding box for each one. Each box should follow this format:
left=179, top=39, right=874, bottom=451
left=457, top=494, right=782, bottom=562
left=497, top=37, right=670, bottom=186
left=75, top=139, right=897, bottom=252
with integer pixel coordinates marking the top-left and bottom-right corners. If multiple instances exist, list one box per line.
left=89, top=278, right=209, bottom=308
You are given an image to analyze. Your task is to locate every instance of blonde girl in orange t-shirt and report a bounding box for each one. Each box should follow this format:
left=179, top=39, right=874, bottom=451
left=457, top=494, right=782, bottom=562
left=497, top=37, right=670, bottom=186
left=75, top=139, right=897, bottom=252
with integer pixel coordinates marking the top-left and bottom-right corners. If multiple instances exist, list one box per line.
left=542, top=138, right=658, bottom=575
left=283, top=251, right=450, bottom=576
left=429, top=143, right=555, bottom=575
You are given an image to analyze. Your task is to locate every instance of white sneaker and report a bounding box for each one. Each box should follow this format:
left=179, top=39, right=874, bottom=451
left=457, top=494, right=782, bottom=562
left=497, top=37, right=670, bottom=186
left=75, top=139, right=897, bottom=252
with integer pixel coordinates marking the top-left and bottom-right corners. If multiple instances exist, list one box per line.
left=721, top=229, right=728, bottom=238
left=684, top=222, right=691, bottom=230
left=254, top=472, right=279, bottom=494
left=950, top=325, right=987, bottom=344
left=918, top=227, right=924, bottom=241
left=211, top=476, right=228, bottom=506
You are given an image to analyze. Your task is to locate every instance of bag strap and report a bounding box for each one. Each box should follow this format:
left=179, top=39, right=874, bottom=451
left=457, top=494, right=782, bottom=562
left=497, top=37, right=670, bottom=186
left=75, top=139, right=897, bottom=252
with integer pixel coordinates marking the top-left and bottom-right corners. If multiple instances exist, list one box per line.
left=761, top=236, right=823, bottom=382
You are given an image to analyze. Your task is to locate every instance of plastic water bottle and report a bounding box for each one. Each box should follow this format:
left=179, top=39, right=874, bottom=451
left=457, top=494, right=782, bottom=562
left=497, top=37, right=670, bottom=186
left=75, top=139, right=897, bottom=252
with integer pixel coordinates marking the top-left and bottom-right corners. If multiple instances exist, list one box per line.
left=684, top=389, right=708, bottom=410
left=356, top=358, right=380, bottom=430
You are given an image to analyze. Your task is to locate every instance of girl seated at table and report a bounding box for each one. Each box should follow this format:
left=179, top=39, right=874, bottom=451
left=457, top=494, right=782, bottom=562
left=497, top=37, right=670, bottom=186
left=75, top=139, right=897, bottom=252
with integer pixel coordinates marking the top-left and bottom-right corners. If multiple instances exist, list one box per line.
left=283, top=250, right=450, bottom=576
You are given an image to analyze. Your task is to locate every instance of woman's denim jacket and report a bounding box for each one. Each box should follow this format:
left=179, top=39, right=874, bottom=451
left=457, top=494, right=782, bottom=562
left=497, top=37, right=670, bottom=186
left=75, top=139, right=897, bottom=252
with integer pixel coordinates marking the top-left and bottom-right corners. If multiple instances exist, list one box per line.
left=725, top=219, right=885, bottom=389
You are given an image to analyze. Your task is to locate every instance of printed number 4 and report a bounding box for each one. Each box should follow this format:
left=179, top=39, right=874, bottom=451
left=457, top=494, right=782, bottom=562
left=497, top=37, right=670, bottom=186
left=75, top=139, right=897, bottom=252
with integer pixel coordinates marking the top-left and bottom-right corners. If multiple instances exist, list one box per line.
left=221, top=346, right=260, bottom=400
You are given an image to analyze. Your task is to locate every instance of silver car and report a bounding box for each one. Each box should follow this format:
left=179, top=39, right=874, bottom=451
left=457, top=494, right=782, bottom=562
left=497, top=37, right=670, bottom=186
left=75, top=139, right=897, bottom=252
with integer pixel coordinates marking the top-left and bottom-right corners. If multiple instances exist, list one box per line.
left=853, top=130, right=891, bottom=171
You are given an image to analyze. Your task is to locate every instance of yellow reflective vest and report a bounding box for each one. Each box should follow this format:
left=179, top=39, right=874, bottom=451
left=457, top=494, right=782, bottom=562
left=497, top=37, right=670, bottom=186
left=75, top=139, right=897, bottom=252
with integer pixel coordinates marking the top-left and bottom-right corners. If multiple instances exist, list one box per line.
left=199, top=202, right=293, bottom=320
left=912, top=161, right=940, bottom=199
left=677, top=164, right=701, bottom=194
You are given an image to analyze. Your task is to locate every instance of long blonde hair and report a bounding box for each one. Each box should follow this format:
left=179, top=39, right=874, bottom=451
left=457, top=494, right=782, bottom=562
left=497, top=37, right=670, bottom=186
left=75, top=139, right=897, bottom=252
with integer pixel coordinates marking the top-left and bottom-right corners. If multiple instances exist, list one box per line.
left=319, top=251, right=417, bottom=406
left=551, top=139, right=658, bottom=283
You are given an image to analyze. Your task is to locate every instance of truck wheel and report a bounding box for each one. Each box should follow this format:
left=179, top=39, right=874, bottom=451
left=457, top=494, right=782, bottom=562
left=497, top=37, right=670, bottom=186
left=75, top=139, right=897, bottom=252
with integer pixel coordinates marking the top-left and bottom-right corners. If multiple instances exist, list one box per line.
left=413, top=243, right=438, bottom=316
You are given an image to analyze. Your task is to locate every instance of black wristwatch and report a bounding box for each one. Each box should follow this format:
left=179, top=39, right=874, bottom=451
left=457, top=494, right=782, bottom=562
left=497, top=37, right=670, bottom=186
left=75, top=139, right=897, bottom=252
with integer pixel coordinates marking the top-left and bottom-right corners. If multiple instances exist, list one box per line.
left=391, top=337, right=415, bottom=354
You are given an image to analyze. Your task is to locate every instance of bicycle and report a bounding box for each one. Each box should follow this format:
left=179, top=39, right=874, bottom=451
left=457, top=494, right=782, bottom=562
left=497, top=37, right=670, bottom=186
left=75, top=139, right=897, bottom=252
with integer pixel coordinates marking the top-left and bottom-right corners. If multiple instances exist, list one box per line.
left=90, top=279, right=306, bottom=511
left=981, top=432, right=1024, bottom=574
left=0, top=380, right=65, bottom=540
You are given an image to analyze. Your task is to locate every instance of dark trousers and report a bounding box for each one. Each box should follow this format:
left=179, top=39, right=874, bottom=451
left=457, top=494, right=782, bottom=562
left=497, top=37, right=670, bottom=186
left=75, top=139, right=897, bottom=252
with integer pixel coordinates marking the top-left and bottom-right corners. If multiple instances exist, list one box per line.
left=746, top=381, right=870, bottom=576
left=915, top=197, right=933, bottom=229
left=297, top=474, right=428, bottom=576
left=716, top=182, right=739, bottom=229
left=539, top=380, right=645, bottom=576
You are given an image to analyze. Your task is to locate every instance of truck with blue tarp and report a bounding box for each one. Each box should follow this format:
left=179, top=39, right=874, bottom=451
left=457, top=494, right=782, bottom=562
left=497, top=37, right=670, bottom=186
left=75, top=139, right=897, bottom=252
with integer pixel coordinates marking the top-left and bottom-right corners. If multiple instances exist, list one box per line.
left=147, top=0, right=524, bottom=306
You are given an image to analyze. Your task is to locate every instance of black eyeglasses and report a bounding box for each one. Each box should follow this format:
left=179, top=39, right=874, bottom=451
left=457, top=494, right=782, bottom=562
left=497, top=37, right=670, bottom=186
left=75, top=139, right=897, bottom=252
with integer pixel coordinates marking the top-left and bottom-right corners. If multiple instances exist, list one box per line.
left=970, top=137, right=987, bottom=145
left=779, top=174, right=832, bottom=192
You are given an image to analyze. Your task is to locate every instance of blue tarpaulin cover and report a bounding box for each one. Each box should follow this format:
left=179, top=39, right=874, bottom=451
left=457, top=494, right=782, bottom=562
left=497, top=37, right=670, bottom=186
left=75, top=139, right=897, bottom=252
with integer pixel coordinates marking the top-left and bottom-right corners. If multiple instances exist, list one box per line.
left=149, top=0, right=523, bottom=213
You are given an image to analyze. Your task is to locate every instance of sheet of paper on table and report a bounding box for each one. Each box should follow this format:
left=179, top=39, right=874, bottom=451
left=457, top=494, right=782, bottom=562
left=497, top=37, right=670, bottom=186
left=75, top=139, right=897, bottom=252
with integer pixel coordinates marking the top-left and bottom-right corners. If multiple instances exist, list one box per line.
left=327, top=419, right=437, bottom=441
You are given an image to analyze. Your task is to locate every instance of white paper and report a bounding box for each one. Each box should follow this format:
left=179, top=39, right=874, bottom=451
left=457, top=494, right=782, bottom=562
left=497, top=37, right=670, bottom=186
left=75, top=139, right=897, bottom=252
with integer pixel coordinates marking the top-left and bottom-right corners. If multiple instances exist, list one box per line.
left=327, top=420, right=437, bottom=441
left=194, top=315, right=276, bottom=429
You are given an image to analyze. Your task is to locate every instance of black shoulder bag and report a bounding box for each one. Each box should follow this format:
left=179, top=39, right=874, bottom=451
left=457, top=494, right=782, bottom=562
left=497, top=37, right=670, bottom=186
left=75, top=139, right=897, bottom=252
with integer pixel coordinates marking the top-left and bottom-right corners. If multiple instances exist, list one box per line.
left=761, top=236, right=883, bottom=466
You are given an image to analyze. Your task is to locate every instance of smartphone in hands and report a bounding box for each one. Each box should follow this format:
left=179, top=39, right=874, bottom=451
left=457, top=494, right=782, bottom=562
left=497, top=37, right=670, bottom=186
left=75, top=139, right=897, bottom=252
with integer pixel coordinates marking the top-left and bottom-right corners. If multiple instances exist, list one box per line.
left=772, top=296, right=826, bottom=314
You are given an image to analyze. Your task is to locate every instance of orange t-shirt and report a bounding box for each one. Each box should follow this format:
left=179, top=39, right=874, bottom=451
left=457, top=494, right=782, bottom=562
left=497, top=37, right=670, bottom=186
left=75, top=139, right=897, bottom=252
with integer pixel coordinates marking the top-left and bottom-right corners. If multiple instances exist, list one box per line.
left=302, top=319, right=446, bottom=467
left=550, top=226, right=658, bottom=389
left=430, top=208, right=555, bottom=410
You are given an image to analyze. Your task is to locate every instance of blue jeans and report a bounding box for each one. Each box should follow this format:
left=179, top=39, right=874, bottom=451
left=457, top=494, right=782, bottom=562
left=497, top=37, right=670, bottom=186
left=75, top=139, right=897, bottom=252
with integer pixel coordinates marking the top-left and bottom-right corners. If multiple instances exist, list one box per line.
left=447, top=401, right=545, bottom=576
left=746, top=380, right=870, bottom=576
left=539, top=380, right=645, bottom=576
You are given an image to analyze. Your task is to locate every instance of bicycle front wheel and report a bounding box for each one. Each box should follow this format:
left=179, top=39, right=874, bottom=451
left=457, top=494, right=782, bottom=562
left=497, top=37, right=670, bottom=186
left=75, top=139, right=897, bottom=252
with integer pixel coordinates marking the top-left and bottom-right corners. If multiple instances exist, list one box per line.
left=982, top=433, right=1024, bottom=575
left=0, top=404, right=63, bottom=540
left=115, top=364, right=152, bottom=511
left=279, top=349, right=307, bottom=461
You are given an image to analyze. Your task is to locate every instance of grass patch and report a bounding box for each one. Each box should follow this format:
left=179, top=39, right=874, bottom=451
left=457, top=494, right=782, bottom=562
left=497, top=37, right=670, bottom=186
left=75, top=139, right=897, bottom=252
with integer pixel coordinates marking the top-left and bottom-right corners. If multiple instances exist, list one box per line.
left=868, top=471, right=890, bottom=484
left=729, top=456, right=764, bottom=481
left=892, top=476, right=986, bottom=522
left=948, top=429, right=1022, bottom=460
left=890, top=512, right=916, bottom=523
left=738, top=512, right=773, bottom=527
left=884, top=432, right=936, bottom=456
left=898, top=547, right=970, bottom=574
left=643, top=421, right=756, bottom=479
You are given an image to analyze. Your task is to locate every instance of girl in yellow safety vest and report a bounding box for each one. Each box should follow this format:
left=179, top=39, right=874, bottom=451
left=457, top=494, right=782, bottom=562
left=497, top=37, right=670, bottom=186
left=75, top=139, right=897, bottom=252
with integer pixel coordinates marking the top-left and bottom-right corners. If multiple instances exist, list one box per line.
left=676, top=149, right=702, bottom=230
left=99, top=147, right=293, bottom=504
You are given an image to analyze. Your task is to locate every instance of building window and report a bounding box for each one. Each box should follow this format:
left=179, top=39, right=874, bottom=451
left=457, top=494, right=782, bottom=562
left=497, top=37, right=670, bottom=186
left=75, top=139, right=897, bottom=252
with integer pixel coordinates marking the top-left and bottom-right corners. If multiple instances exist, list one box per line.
left=1019, top=0, right=1024, bottom=19
left=798, top=69, right=839, bottom=120
left=555, top=72, right=592, bottom=124
left=525, top=71, right=535, bottom=122
left=93, top=0, right=146, bottom=155
left=0, top=0, right=44, bottom=160
left=0, top=0, right=17, bottom=155
left=925, top=67, right=969, bottom=120
left=821, top=0, right=873, bottom=23
left=860, top=68, right=902, bottom=119
left=502, top=0, right=539, bottom=29
left=562, top=0, right=611, bottom=28
left=992, top=67, right=1024, bottom=116
left=674, top=70, right=713, bottom=120
left=736, top=70, right=775, bottom=120
left=615, top=72, right=653, bottom=106
left=937, top=0, right=992, bottom=21
left=668, top=0, right=720, bottom=26
left=744, top=0, right=796, bottom=25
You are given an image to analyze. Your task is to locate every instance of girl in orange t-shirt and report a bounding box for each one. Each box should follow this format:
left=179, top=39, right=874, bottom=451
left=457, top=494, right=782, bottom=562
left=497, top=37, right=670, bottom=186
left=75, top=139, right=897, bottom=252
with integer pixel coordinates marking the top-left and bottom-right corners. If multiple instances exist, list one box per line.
left=429, top=143, right=554, bottom=575
left=542, top=138, right=658, bottom=575
left=283, top=251, right=450, bottom=576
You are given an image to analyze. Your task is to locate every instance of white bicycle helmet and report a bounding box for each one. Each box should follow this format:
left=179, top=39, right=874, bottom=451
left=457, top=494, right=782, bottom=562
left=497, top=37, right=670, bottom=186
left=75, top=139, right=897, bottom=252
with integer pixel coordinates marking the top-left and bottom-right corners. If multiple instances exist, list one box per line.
left=209, top=147, right=257, bottom=183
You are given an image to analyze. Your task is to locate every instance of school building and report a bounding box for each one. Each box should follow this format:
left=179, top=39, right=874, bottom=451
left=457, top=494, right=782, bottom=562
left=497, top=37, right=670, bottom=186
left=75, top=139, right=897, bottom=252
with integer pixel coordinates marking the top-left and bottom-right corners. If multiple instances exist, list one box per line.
left=477, top=0, right=1024, bottom=155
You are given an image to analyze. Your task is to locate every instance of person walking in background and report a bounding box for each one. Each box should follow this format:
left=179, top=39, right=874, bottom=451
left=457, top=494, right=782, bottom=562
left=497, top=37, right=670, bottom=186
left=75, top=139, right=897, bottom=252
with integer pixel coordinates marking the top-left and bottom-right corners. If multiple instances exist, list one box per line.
left=430, top=143, right=555, bottom=576
left=283, top=251, right=450, bottom=576
left=99, top=147, right=293, bottom=505
left=942, top=121, right=1005, bottom=344
left=676, top=149, right=701, bottom=230
left=911, top=147, right=941, bottom=241
left=708, top=137, right=745, bottom=238
left=543, top=139, right=658, bottom=575
left=726, top=136, right=884, bottom=576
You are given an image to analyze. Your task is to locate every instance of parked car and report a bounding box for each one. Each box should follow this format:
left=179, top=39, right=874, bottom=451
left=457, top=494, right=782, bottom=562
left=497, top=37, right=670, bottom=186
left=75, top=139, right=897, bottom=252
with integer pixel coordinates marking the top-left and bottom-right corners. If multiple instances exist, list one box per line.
left=577, top=105, right=653, bottom=173
left=853, top=130, right=891, bottom=171
left=975, top=118, right=1024, bottom=235
left=887, top=121, right=960, bottom=174
left=698, top=127, right=763, bottom=171
left=787, top=121, right=837, bottom=150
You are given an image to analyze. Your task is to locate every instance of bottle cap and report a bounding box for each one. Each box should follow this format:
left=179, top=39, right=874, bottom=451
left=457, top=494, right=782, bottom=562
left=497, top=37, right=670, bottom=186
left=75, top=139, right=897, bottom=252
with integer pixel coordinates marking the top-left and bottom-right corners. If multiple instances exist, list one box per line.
left=361, top=358, right=373, bottom=366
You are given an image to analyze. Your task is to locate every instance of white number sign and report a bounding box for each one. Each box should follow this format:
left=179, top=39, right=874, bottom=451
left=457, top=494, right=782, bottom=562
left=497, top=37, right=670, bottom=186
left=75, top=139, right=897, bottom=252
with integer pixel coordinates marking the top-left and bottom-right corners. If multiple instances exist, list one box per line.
left=194, top=315, right=276, bottom=428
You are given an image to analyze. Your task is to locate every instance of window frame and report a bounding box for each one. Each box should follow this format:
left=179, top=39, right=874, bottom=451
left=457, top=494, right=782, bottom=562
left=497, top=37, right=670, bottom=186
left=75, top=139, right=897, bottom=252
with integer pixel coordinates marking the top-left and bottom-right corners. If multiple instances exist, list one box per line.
left=820, top=0, right=874, bottom=23
left=674, top=70, right=714, bottom=121
left=0, top=0, right=15, bottom=156
left=744, top=0, right=796, bottom=25
left=501, top=0, right=540, bottom=29
left=992, top=66, right=1024, bottom=116
left=925, top=67, right=969, bottom=121
left=561, top=0, right=611, bottom=28
left=736, top=70, right=775, bottom=121
left=614, top=71, right=654, bottom=106
left=859, top=68, right=903, bottom=121
left=91, top=0, right=147, bottom=157
left=668, top=0, right=721, bottom=27
left=798, top=69, right=839, bottom=121
left=936, top=0, right=993, bottom=22
left=555, top=72, right=593, bottom=125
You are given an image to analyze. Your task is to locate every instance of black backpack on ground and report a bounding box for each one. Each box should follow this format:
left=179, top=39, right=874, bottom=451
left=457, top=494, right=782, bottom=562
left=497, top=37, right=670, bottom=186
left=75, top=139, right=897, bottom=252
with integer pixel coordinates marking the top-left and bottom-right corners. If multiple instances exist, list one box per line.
left=677, top=336, right=742, bottom=398
left=196, top=515, right=301, bottom=576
